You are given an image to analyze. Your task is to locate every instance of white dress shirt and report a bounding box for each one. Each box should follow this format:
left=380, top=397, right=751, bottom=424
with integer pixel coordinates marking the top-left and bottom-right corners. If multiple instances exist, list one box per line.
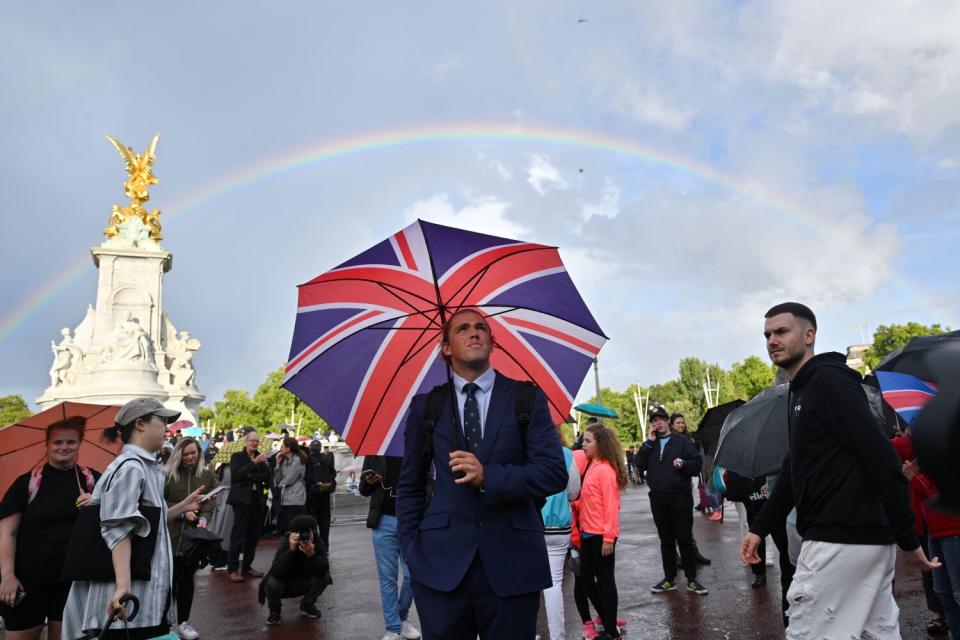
left=452, top=366, right=497, bottom=437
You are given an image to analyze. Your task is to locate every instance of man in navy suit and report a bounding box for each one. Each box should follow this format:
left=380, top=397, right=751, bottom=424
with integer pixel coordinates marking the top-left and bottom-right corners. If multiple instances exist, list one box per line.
left=396, top=308, right=568, bottom=640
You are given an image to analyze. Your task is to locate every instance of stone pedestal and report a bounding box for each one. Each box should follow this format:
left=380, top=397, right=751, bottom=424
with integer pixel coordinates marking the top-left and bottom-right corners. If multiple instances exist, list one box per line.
left=37, top=218, right=204, bottom=423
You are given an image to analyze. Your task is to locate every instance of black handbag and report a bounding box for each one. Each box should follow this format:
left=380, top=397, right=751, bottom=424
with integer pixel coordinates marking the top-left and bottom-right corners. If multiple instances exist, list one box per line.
left=60, top=458, right=162, bottom=582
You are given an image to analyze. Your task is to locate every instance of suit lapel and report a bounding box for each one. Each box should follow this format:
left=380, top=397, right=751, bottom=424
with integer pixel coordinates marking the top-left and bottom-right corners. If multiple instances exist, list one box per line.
left=478, top=373, right=511, bottom=463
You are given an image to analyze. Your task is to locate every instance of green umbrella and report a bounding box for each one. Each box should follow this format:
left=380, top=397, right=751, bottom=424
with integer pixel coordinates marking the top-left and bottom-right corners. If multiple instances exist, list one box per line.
left=574, top=403, right=619, bottom=419
left=212, top=440, right=246, bottom=464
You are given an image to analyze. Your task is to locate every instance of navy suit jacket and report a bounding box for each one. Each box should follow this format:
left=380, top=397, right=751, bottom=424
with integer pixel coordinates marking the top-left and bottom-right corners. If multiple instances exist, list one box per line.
left=396, top=371, right=568, bottom=597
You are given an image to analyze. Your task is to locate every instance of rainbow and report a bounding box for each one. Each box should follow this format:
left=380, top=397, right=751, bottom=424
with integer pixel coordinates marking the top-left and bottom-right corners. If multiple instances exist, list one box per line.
left=0, top=121, right=926, bottom=345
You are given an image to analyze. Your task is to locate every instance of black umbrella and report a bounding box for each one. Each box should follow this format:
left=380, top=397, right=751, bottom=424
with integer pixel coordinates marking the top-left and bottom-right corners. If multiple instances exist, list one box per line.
left=716, top=382, right=890, bottom=479
left=876, top=330, right=960, bottom=384
left=181, top=526, right=225, bottom=570
left=912, top=343, right=960, bottom=516
left=714, top=385, right=789, bottom=479
left=695, top=401, right=746, bottom=459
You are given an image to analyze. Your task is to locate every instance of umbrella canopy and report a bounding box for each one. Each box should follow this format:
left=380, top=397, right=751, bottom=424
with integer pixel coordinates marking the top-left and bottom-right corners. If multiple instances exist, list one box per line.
left=715, top=382, right=888, bottom=478
left=877, top=330, right=960, bottom=384
left=0, top=402, right=122, bottom=496
left=212, top=439, right=246, bottom=464
left=912, top=343, right=960, bottom=514
left=574, top=403, right=619, bottom=419
left=282, top=220, right=607, bottom=456
left=695, top=400, right=746, bottom=458
left=714, top=386, right=789, bottom=479
left=182, top=425, right=204, bottom=438
left=874, top=371, right=937, bottom=426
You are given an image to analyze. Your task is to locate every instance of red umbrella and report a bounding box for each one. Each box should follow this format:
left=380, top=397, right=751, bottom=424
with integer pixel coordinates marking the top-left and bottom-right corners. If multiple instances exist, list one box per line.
left=0, top=402, right=122, bottom=496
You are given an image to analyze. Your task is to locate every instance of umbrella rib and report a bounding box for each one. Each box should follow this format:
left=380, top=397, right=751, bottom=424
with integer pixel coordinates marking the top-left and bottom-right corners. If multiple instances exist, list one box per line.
left=352, top=313, right=442, bottom=454
left=0, top=441, right=47, bottom=458
left=314, top=276, right=438, bottom=308
left=491, top=341, right=567, bottom=420
left=440, top=245, right=554, bottom=309
left=373, top=281, right=438, bottom=319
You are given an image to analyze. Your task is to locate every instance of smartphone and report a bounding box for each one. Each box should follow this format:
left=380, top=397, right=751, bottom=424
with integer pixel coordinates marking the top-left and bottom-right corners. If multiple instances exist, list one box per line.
left=14, top=587, right=26, bottom=607
left=200, top=485, right=227, bottom=502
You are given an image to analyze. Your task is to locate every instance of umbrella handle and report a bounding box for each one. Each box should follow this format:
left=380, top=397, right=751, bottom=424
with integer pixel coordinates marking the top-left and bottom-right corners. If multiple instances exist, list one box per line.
left=96, top=594, right=140, bottom=639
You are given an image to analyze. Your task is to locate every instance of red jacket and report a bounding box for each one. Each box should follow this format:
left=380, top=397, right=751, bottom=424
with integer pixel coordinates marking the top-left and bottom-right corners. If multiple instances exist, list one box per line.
left=891, top=433, right=960, bottom=540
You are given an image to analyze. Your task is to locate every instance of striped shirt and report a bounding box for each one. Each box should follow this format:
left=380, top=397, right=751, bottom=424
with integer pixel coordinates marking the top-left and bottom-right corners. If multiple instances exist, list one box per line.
left=62, top=444, right=173, bottom=639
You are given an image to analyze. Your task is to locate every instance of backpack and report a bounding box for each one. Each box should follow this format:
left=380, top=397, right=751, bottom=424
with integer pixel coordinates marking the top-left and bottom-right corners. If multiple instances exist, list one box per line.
left=541, top=447, right=574, bottom=530
left=420, top=379, right=544, bottom=511
left=28, top=465, right=95, bottom=504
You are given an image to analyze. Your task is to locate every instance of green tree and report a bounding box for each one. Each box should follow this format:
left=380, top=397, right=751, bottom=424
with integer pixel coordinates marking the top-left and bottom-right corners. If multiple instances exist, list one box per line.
left=594, top=386, right=642, bottom=444
left=209, top=367, right=330, bottom=435
left=0, top=394, right=31, bottom=426
left=675, top=357, right=737, bottom=427
left=729, top=356, right=777, bottom=400
left=863, top=322, right=949, bottom=370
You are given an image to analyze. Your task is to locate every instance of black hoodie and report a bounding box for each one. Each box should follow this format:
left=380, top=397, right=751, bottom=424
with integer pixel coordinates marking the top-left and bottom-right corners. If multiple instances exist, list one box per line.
left=751, top=352, right=918, bottom=551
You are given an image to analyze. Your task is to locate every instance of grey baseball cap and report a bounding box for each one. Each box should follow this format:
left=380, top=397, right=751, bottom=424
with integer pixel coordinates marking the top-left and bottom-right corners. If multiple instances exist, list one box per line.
left=115, top=397, right=180, bottom=426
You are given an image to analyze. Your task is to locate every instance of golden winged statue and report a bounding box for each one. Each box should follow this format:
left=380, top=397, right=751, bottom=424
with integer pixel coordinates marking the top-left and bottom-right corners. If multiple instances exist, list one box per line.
left=104, top=133, right=164, bottom=242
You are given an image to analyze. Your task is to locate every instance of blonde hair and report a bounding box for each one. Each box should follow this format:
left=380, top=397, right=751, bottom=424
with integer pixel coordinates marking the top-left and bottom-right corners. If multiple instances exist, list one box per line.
left=165, top=437, right=206, bottom=484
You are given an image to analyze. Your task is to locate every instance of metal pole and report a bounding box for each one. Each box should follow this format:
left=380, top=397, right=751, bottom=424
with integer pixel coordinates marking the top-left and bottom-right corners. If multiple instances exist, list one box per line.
left=593, top=357, right=601, bottom=403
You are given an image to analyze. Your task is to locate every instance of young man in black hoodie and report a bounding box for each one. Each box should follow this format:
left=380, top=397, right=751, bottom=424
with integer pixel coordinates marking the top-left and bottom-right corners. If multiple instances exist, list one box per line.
left=636, top=407, right=707, bottom=595
left=741, top=302, right=940, bottom=639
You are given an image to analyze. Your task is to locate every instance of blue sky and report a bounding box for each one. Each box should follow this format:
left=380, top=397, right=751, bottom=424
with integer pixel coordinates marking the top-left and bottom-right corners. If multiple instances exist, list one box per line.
left=2, top=1, right=958, bottom=408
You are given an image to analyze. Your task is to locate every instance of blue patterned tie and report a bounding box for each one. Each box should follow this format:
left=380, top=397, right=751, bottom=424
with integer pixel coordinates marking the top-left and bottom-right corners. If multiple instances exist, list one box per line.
left=462, top=382, right=482, bottom=452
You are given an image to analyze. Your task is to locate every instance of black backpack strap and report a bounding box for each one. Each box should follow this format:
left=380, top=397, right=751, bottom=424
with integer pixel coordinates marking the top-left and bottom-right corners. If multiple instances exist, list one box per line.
left=514, top=380, right=538, bottom=435
left=421, top=384, right=449, bottom=475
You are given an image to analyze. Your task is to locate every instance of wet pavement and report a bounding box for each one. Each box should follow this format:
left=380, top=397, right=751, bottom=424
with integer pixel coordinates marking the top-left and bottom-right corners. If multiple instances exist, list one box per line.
left=186, top=486, right=930, bottom=639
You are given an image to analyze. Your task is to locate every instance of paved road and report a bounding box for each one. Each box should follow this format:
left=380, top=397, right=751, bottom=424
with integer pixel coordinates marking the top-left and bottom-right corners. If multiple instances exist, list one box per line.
left=186, top=485, right=930, bottom=639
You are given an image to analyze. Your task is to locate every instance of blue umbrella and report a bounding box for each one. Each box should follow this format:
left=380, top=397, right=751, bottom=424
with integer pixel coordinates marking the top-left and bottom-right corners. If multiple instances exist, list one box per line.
left=183, top=425, right=204, bottom=437
left=574, top=403, right=619, bottom=419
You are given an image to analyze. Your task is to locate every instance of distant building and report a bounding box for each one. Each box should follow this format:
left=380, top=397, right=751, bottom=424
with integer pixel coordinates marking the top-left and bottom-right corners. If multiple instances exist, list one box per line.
left=846, top=344, right=870, bottom=372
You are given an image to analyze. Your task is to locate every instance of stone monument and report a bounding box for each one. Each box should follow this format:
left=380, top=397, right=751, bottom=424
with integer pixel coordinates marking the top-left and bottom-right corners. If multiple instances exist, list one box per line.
left=37, top=134, right=204, bottom=422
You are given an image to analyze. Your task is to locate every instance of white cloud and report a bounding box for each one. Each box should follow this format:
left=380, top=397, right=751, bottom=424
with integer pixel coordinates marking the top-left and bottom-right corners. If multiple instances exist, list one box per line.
left=477, top=152, right=511, bottom=180
left=402, top=192, right=528, bottom=239
left=938, top=157, right=958, bottom=169
left=600, top=75, right=696, bottom=131
left=430, top=53, right=464, bottom=80
left=580, top=180, right=620, bottom=221
left=526, top=154, right=568, bottom=195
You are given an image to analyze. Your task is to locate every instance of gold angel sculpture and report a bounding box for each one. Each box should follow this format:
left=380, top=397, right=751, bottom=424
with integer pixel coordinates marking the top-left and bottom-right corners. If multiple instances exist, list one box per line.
left=104, top=133, right=164, bottom=242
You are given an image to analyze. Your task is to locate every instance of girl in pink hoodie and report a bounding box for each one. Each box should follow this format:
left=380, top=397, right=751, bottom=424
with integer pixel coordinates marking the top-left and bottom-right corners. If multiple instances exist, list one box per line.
left=577, top=423, right=628, bottom=640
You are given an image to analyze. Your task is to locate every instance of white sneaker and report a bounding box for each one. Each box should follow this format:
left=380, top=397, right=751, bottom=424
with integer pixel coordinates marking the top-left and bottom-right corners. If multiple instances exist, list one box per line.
left=177, top=622, right=200, bottom=640
left=381, top=633, right=402, bottom=640
left=401, top=620, right=422, bottom=639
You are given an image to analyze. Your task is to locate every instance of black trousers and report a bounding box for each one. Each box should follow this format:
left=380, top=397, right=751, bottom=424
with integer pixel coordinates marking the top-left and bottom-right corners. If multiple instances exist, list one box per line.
left=228, top=501, right=263, bottom=572
left=649, top=490, right=696, bottom=579
left=172, top=556, right=198, bottom=623
left=744, top=500, right=767, bottom=577
left=278, top=504, right=306, bottom=536
left=579, top=536, right=619, bottom=636
left=308, top=494, right=332, bottom=550
left=263, top=574, right=328, bottom=612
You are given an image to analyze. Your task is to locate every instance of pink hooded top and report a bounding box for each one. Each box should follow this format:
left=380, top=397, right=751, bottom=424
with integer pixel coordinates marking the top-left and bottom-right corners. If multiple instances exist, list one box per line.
left=573, top=448, right=621, bottom=543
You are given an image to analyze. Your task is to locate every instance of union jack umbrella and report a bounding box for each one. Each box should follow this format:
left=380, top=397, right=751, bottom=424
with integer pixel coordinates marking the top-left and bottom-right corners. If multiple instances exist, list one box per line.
left=282, top=220, right=607, bottom=456
left=874, top=370, right=937, bottom=426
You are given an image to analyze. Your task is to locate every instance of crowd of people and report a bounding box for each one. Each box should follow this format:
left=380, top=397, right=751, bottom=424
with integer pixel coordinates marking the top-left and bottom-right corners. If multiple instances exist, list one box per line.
left=0, top=301, right=957, bottom=640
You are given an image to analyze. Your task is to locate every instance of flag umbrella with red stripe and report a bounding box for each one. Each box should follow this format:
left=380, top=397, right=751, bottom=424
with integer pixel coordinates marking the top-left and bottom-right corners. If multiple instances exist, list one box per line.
left=282, top=220, right=607, bottom=456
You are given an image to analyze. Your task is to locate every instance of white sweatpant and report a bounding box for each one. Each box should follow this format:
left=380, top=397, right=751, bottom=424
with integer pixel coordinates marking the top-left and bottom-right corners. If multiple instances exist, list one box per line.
left=543, top=533, right=571, bottom=640
left=787, top=540, right=900, bottom=640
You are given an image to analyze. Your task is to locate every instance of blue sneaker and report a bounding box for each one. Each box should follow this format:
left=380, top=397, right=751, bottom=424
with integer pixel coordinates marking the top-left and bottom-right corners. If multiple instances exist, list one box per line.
left=650, top=577, right=677, bottom=593
left=687, top=578, right=708, bottom=595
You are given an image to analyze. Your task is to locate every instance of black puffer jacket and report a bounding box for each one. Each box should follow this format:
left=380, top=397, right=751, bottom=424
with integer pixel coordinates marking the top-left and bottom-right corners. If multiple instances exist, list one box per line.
left=636, top=433, right=701, bottom=493
left=751, top=352, right=918, bottom=550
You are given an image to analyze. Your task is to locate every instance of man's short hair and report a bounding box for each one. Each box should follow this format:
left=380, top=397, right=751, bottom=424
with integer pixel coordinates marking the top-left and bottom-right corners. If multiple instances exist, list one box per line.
left=765, top=302, right=817, bottom=330
left=440, top=307, right=490, bottom=344
left=47, top=416, right=86, bottom=442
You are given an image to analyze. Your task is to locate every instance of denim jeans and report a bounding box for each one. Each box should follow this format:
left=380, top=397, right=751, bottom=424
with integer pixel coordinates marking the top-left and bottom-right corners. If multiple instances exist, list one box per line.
left=373, top=514, right=413, bottom=633
left=931, top=536, right=960, bottom=639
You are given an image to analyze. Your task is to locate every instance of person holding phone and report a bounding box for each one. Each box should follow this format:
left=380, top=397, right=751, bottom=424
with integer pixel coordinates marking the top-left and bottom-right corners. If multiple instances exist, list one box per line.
left=164, top=437, right=218, bottom=640
left=259, top=514, right=331, bottom=625
left=61, top=398, right=206, bottom=640
left=0, top=416, right=101, bottom=640
left=226, top=430, right=271, bottom=583
left=360, top=455, right=420, bottom=640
